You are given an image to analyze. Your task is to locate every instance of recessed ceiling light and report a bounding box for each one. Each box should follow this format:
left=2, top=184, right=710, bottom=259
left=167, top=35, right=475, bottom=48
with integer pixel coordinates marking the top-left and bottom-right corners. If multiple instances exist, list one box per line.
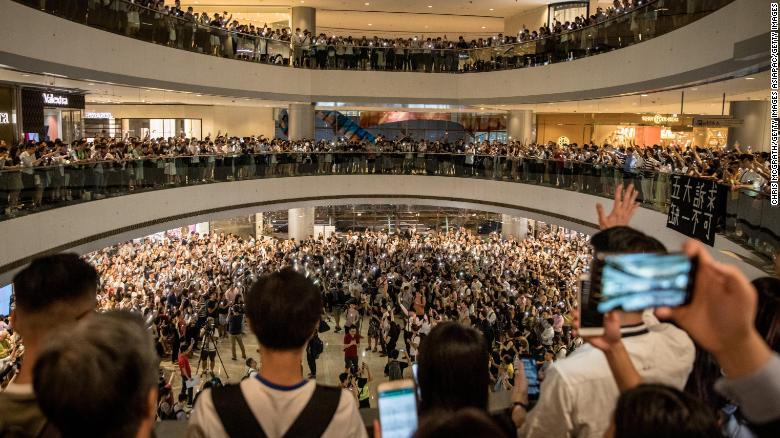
left=21, top=74, right=30, bottom=77
left=196, top=94, right=203, bottom=97
left=481, top=26, right=486, bottom=29
left=368, top=23, right=372, bottom=26
left=641, top=94, right=648, bottom=97
left=364, top=2, right=370, bottom=5
left=690, top=87, right=698, bottom=91
left=489, top=8, right=494, bottom=11
left=428, top=5, right=433, bottom=8
left=745, top=77, right=755, bottom=80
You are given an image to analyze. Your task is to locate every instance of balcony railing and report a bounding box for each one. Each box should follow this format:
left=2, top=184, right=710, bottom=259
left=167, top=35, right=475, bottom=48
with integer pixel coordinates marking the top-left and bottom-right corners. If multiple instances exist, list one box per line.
left=1, top=152, right=776, bottom=268
left=13, top=0, right=733, bottom=73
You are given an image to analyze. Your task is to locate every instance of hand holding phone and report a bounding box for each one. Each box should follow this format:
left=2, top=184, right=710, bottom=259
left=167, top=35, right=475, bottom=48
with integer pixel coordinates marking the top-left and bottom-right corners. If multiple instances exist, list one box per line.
left=378, top=379, right=418, bottom=438
left=580, top=252, right=697, bottom=336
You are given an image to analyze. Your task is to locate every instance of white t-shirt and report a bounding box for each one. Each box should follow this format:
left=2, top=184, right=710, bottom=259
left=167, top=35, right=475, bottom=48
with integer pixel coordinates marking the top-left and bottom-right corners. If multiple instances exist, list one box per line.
left=519, top=321, right=694, bottom=438
left=187, top=378, right=367, bottom=438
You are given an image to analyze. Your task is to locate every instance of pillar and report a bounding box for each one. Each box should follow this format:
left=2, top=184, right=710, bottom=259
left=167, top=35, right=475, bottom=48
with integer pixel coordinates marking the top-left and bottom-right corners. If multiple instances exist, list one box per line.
left=288, top=207, right=315, bottom=242
left=288, top=103, right=315, bottom=140
left=501, top=215, right=528, bottom=241
left=290, top=6, right=316, bottom=34
left=254, top=213, right=264, bottom=240
left=728, top=101, right=770, bottom=152
left=507, top=110, right=535, bottom=145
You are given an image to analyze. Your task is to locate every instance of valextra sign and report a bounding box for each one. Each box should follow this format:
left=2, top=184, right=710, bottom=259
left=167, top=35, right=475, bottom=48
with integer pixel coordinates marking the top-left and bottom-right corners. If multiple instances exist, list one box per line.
left=42, top=93, right=69, bottom=106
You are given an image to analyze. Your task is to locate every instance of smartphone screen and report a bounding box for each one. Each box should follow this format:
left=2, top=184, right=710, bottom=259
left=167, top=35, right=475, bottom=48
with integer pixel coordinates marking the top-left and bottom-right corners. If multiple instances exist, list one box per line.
left=0, top=284, right=12, bottom=317
left=521, top=357, right=540, bottom=400
left=584, top=253, right=695, bottom=324
left=378, top=385, right=418, bottom=438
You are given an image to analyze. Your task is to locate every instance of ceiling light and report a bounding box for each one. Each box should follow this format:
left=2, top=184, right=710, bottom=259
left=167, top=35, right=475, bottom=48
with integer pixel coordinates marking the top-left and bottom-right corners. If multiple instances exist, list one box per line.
left=690, top=87, right=698, bottom=91
left=368, top=23, right=372, bottom=26
left=481, top=26, right=486, bottom=29
left=196, top=94, right=203, bottom=97
left=364, top=2, right=370, bottom=5
left=745, top=77, right=755, bottom=80
left=489, top=8, right=494, bottom=11
left=640, top=94, right=648, bottom=97
left=428, top=5, right=433, bottom=8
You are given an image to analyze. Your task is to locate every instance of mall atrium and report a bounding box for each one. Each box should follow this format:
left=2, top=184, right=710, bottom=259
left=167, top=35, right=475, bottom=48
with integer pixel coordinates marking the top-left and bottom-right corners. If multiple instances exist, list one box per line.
left=0, top=0, right=777, bottom=437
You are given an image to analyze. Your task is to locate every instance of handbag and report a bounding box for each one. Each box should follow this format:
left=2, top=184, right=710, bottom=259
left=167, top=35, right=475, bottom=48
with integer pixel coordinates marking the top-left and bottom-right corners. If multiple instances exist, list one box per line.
left=318, top=320, right=331, bottom=333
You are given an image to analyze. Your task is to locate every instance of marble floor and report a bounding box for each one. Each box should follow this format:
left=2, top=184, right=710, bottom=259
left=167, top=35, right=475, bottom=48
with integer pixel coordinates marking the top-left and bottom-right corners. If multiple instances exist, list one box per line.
left=161, top=312, right=394, bottom=409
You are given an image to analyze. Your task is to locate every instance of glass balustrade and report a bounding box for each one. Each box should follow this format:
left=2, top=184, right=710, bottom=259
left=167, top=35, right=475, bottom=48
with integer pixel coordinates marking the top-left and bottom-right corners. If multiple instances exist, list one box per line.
left=13, top=0, right=733, bottom=73
left=1, top=152, right=775, bottom=267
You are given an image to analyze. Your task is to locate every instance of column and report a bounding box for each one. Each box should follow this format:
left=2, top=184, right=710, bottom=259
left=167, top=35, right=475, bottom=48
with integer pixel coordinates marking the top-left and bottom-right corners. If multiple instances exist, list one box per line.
left=290, top=6, right=316, bottom=34
left=507, top=110, right=535, bottom=145
left=501, top=215, right=528, bottom=241
left=288, top=207, right=315, bottom=242
left=288, top=103, right=315, bottom=140
left=728, top=101, right=770, bottom=152
left=254, top=213, right=264, bottom=240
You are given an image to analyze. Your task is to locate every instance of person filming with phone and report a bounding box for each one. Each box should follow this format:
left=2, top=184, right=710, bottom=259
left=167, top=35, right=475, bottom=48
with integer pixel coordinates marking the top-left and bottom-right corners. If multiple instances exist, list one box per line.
left=514, top=185, right=696, bottom=438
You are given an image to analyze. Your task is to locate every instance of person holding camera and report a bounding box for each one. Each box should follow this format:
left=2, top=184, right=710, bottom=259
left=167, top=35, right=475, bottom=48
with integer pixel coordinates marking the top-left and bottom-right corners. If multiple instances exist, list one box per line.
left=199, top=317, right=219, bottom=375
left=228, top=298, right=246, bottom=361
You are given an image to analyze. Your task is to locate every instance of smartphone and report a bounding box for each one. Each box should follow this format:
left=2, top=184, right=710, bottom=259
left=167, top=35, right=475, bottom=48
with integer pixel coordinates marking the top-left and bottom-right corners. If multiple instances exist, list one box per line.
left=378, top=379, right=418, bottom=438
left=520, top=356, right=540, bottom=401
left=580, top=252, right=697, bottom=336
left=0, top=284, right=13, bottom=317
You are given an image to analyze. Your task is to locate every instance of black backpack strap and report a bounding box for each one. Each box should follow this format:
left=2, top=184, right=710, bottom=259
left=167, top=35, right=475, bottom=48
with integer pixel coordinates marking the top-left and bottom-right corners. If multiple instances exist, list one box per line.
left=283, top=384, right=342, bottom=438
left=212, top=384, right=268, bottom=438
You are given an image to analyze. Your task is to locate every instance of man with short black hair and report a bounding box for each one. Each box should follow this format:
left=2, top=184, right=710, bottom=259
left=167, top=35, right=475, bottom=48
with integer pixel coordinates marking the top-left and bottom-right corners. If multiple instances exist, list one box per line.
left=188, top=268, right=366, bottom=438
left=33, top=311, right=159, bottom=438
left=0, top=253, right=98, bottom=438
left=515, top=226, right=695, bottom=438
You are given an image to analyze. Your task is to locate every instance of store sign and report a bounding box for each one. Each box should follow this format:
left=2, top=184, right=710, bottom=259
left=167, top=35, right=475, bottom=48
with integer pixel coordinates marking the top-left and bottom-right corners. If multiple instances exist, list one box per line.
left=84, top=112, right=113, bottom=119
left=666, top=175, right=727, bottom=246
left=0, top=112, right=9, bottom=124
left=42, top=93, right=69, bottom=106
left=641, top=114, right=680, bottom=124
left=692, top=117, right=743, bottom=128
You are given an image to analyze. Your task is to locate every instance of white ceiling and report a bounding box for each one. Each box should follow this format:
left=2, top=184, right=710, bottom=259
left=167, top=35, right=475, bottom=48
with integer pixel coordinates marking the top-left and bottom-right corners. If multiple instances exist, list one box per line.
left=0, top=68, right=767, bottom=115
left=177, top=0, right=544, bottom=36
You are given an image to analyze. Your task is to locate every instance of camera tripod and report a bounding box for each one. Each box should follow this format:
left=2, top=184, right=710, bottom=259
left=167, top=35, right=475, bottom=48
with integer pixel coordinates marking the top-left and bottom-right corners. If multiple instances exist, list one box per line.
left=195, top=325, right=229, bottom=380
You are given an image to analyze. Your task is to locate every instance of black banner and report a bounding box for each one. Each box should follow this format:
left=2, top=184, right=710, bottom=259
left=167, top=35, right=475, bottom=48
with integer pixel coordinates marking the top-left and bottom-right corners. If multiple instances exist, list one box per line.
left=666, top=175, right=727, bottom=246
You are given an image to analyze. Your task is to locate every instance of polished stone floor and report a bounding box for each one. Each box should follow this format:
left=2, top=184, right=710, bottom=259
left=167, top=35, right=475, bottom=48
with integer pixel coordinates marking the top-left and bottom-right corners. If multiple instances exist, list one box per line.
left=161, top=312, right=393, bottom=409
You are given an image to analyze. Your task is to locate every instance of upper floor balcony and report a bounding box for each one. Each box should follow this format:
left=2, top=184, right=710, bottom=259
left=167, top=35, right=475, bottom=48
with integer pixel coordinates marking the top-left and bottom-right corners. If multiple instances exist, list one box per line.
left=0, top=152, right=774, bottom=284
left=0, top=0, right=768, bottom=104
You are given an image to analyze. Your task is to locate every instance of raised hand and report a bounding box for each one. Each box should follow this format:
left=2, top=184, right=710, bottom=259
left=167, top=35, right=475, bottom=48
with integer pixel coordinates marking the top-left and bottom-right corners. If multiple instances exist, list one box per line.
left=596, top=183, right=639, bottom=230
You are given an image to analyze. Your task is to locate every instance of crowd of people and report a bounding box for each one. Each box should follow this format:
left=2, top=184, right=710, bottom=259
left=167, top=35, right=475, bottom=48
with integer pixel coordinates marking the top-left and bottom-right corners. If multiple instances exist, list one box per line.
left=0, top=187, right=778, bottom=438
left=23, top=0, right=712, bottom=71
left=0, top=135, right=772, bottom=218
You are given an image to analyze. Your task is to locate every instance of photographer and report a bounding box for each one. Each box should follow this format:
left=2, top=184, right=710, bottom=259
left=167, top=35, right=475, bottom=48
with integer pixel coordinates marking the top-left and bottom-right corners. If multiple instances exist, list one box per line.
left=199, top=317, right=219, bottom=375
left=227, top=298, right=246, bottom=361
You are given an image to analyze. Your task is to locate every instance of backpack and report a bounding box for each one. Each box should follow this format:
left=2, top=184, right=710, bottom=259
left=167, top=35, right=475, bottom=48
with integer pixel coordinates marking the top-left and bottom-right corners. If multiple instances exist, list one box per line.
left=388, top=360, right=403, bottom=380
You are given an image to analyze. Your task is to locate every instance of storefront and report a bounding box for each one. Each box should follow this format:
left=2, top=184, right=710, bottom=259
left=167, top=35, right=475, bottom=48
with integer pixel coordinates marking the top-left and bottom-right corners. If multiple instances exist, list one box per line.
left=83, top=111, right=203, bottom=140
left=21, top=88, right=85, bottom=143
left=0, top=85, right=17, bottom=145
left=536, top=113, right=729, bottom=148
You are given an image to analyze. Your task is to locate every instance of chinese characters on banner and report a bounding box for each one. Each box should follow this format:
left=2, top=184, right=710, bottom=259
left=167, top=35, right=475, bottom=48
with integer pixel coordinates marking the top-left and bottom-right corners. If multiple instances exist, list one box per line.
left=666, top=175, right=727, bottom=246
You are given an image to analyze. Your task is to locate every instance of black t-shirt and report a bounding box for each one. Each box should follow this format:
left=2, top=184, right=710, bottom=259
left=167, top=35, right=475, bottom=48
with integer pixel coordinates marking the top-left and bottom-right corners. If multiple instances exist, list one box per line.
left=207, top=299, right=219, bottom=319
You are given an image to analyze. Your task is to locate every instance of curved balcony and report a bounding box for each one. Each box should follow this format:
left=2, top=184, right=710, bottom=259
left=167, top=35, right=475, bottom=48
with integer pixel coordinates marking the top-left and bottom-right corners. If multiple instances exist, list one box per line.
left=10, top=0, right=733, bottom=74
left=0, top=153, right=773, bottom=283
left=0, top=0, right=766, bottom=104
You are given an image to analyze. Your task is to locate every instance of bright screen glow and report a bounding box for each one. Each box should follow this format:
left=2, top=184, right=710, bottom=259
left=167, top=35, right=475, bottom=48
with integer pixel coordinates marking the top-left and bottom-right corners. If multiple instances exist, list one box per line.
left=0, top=284, right=12, bottom=316
left=379, top=387, right=417, bottom=438
left=599, top=253, right=692, bottom=313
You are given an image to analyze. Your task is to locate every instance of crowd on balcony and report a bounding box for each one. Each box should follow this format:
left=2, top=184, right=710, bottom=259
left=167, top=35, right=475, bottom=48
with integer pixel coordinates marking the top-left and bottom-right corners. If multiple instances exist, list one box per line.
left=22, top=0, right=714, bottom=71
left=1, top=187, right=778, bottom=438
left=0, top=134, right=771, bottom=217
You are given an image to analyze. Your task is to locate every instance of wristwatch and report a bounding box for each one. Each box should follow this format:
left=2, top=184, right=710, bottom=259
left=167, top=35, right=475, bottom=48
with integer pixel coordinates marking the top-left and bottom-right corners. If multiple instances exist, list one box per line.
left=513, top=401, right=530, bottom=411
